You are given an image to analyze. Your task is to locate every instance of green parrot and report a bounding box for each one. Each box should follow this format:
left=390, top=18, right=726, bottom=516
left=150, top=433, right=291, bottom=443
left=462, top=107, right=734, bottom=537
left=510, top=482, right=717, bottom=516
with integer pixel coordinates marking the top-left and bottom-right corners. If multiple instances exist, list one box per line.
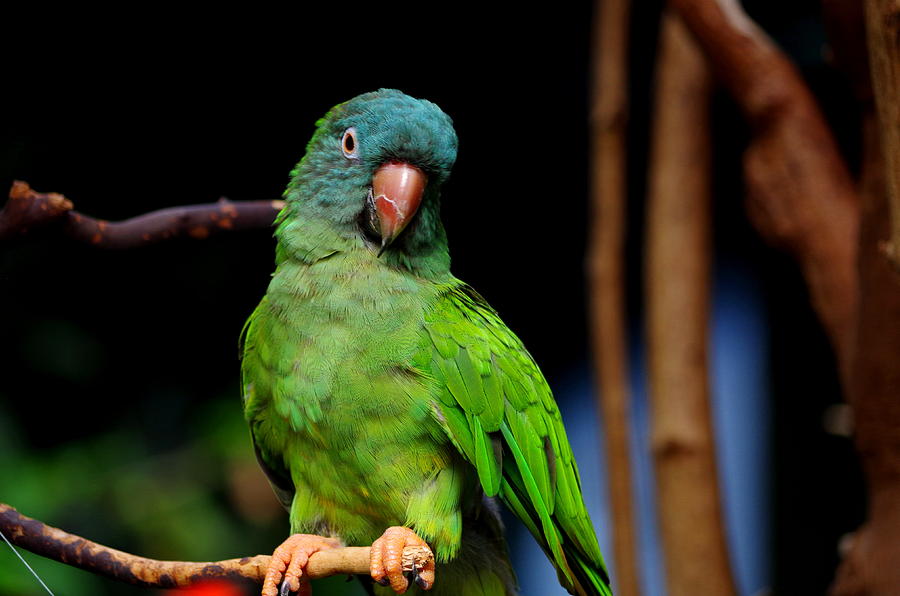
left=241, top=89, right=611, bottom=596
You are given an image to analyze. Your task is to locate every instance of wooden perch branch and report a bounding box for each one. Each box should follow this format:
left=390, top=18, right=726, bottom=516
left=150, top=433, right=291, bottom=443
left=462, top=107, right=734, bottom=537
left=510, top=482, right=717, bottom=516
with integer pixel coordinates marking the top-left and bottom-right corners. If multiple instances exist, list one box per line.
left=645, top=13, right=736, bottom=596
left=0, top=503, right=431, bottom=588
left=0, top=181, right=284, bottom=248
left=670, top=0, right=860, bottom=383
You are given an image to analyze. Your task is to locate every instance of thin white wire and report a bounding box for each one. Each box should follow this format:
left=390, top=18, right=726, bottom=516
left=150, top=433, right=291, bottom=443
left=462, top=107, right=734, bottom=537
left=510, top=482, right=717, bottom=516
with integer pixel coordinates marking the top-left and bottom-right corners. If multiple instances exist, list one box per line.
left=0, top=527, right=55, bottom=596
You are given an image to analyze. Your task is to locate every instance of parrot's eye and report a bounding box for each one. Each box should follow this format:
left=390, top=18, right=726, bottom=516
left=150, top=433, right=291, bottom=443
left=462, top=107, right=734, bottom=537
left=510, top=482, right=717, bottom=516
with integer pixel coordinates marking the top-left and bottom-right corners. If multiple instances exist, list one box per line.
left=341, top=128, right=358, bottom=159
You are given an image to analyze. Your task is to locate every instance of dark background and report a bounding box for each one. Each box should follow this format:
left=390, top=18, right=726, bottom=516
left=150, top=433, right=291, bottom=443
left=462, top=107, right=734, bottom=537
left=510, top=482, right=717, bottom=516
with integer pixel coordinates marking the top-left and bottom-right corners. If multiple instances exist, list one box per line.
left=1, top=2, right=862, bottom=594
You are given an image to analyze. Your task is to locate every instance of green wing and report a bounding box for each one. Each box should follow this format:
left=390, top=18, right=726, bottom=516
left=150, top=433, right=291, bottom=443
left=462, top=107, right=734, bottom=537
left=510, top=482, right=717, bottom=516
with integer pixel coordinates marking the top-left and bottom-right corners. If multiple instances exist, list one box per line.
left=420, top=283, right=612, bottom=596
left=240, top=297, right=296, bottom=512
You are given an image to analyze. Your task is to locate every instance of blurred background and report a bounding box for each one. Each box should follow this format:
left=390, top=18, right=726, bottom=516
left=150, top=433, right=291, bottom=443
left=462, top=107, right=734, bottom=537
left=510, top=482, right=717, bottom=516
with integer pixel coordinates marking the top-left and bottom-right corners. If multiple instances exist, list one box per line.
left=0, top=1, right=863, bottom=595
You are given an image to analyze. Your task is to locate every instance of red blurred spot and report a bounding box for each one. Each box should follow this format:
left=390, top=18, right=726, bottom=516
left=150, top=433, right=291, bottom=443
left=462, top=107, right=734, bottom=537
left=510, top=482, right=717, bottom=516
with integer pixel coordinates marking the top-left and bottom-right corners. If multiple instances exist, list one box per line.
left=165, top=580, right=245, bottom=596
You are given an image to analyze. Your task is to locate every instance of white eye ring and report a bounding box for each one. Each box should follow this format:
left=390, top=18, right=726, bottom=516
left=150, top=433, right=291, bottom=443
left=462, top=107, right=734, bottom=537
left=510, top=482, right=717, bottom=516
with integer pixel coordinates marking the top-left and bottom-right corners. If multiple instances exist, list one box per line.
left=341, top=127, right=359, bottom=158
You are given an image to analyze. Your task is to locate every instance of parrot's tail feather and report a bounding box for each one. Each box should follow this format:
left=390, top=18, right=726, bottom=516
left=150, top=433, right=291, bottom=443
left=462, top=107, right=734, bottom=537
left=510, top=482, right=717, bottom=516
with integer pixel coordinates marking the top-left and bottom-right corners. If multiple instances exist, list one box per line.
left=568, top=547, right=614, bottom=596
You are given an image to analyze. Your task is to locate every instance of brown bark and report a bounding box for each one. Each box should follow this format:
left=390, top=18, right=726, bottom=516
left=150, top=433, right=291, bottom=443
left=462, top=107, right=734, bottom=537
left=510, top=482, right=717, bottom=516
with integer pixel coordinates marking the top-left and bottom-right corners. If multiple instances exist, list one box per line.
left=0, top=503, right=431, bottom=588
left=670, top=0, right=860, bottom=386
left=0, top=181, right=284, bottom=248
left=865, top=0, right=900, bottom=267
left=588, top=1, right=641, bottom=594
left=669, top=2, right=900, bottom=592
left=645, top=14, right=736, bottom=596
left=829, top=113, right=900, bottom=596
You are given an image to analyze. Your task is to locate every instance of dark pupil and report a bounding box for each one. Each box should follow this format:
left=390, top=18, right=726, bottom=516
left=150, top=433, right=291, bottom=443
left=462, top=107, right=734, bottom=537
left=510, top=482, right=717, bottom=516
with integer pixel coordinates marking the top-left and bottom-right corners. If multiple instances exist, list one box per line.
left=344, top=133, right=355, bottom=152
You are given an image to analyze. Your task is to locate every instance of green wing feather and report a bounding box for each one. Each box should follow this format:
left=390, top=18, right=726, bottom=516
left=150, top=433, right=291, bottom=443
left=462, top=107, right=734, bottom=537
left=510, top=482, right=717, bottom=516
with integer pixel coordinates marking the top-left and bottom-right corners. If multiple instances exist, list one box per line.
left=422, top=283, right=612, bottom=596
left=240, top=297, right=296, bottom=511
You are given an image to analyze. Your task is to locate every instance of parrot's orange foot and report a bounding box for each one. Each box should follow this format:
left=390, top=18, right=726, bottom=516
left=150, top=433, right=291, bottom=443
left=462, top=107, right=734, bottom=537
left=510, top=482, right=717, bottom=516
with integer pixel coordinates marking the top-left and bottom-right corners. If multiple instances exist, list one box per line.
left=262, top=534, right=341, bottom=596
left=369, top=526, right=435, bottom=593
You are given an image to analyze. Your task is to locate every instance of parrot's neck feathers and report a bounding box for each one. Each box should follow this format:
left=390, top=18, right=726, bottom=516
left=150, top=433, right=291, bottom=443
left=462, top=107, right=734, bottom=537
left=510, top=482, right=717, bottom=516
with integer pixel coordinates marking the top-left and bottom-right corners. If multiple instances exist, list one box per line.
left=273, top=200, right=453, bottom=281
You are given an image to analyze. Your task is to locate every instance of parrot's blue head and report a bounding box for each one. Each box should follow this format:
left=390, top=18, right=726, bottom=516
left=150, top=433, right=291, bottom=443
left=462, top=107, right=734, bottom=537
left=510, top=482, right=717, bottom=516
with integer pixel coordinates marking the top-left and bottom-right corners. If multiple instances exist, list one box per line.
left=283, top=89, right=458, bottom=272
left=326, top=89, right=458, bottom=181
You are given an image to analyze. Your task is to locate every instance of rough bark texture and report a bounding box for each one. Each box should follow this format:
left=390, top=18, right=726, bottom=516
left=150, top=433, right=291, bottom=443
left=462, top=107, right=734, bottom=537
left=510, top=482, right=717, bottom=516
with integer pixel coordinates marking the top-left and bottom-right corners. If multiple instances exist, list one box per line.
left=0, top=503, right=431, bottom=588
left=0, top=181, right=283, bottom=248
left=865, top=0, right=900, bottom=267
left=588, top=1, right=642, bottom=594
left=670, top=0, right=860, bottom=386
left=645, top=14, right=736, bottom=596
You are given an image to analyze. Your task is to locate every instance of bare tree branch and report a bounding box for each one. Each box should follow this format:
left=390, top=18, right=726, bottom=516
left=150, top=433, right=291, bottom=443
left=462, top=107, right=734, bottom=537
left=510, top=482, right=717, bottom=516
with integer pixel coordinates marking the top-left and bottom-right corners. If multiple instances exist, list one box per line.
left=814, top=4, right=900, bottom=592
left=670, top=0, right=860, bottom=386
left=829, top=111, right=900, bottom=596
left=671, top=1, right=900, bottom=593
left=0, top=503, right=431, bottom=589
left=0, top=181, right=284, bottom=248
left=588, top=0, right=642, bottom=594
left=645, top=13, right=737, bottom=596
left=864, top=0, right=900, bottom=267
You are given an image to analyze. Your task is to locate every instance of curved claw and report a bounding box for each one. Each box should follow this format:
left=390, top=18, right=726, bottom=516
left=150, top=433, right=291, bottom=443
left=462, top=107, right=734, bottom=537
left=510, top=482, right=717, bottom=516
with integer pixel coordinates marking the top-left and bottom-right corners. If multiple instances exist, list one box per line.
left=369, top=526, right=435, bottom=593
left=412, top=566, right=429, bottom=590
left=262, top=534, right=341, bottom=596
left=279, top=579, right=297, bottom=596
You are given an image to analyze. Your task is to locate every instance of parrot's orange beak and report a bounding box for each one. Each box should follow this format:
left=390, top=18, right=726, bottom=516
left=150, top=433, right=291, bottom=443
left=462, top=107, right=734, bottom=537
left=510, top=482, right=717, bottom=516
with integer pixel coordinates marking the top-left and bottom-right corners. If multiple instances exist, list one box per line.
left=372, top=161, right=427, bottom=254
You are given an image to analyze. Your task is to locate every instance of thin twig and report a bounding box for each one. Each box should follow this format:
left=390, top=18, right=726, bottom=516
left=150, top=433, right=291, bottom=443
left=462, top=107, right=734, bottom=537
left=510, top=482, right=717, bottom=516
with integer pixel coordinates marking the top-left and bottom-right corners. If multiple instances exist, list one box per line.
left=588, top=0, right=642, bottom=594
left=0, top=181, right=284, bottom=248
left=0, top=503, right=431, bottom=588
